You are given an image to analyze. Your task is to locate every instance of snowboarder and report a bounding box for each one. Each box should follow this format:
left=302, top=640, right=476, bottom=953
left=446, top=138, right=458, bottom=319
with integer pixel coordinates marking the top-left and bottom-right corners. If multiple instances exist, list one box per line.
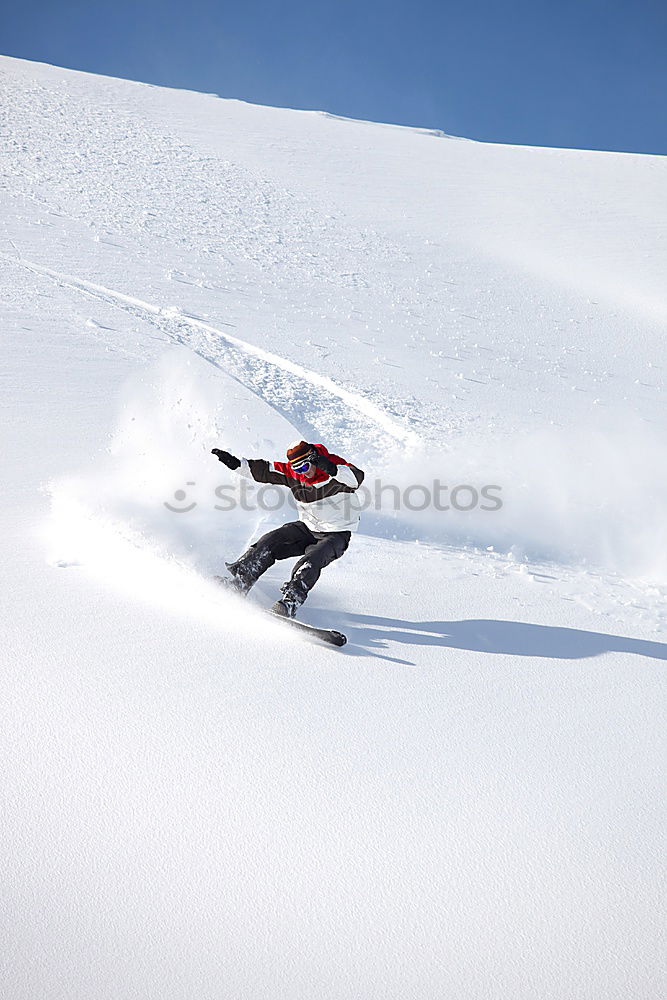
left=211, top=440, right=365, bottom=618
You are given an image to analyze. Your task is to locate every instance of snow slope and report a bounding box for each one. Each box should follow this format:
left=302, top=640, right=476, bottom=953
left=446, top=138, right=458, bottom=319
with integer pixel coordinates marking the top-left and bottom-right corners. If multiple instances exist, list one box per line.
left=1, top=55, right=665, bottom=1000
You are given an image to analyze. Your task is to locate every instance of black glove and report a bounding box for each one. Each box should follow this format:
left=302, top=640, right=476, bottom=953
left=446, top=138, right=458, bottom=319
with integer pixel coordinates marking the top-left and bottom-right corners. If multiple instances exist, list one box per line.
left=211, top=448, right=240, bottom=470
left=313, top=452, right=337, bottom=477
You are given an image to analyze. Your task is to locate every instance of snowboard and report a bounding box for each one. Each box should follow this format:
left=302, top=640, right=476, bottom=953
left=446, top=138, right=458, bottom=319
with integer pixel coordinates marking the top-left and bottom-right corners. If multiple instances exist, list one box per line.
left=214, top=575, right=347, bottom=647
left=267, top=609, right=347, bottom=647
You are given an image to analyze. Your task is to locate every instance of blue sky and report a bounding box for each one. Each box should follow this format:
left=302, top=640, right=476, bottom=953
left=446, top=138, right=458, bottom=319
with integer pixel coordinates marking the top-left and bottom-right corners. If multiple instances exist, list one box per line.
left=2, top=0, right=666, bottom=154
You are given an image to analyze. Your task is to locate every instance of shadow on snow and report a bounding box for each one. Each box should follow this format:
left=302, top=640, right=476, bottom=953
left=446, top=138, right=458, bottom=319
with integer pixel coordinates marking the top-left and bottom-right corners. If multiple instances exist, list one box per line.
left=341, top=614, right=667, bottom=663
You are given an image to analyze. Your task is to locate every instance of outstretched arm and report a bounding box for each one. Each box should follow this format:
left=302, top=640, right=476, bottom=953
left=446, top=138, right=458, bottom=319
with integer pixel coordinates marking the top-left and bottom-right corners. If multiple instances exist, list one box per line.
left=211, top=448, right=291, bottom=486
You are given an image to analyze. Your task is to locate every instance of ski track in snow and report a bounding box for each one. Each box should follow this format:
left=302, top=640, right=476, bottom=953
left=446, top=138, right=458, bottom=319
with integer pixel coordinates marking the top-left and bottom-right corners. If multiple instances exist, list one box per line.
left=7, top=254, right=420, bottom=456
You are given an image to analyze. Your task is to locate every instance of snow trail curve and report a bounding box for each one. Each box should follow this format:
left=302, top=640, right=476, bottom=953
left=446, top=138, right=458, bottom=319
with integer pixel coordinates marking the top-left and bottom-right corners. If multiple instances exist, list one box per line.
left=9, top=256, right=421, bottom=455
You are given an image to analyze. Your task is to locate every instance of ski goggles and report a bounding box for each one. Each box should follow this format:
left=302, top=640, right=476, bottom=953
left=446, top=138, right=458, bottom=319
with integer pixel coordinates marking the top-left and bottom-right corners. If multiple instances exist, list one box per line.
left=289, top=451, right=316, bottom=473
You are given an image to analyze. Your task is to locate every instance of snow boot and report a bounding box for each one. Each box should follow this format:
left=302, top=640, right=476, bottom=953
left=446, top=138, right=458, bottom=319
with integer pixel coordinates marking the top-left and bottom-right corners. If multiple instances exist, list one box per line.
left=215, top=572, right=248, bottom=596
left=273, top=579, right=309, bottom=619
left=224, top=547, right=272, bottom=595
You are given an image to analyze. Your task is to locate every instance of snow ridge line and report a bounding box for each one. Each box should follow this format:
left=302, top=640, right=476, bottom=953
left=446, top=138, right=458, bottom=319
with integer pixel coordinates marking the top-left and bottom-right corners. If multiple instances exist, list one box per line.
left=8, top=255, right=421, bottom=450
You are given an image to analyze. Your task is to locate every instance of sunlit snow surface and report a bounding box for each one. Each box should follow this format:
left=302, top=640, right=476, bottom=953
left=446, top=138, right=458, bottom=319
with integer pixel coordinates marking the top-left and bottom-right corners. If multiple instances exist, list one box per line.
left=1, top=55, right=666, bottom=1000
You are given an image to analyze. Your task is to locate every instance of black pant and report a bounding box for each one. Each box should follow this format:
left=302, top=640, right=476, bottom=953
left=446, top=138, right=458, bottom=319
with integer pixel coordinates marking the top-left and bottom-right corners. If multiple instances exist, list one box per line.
left=228, top=520, right=351, bottom=596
